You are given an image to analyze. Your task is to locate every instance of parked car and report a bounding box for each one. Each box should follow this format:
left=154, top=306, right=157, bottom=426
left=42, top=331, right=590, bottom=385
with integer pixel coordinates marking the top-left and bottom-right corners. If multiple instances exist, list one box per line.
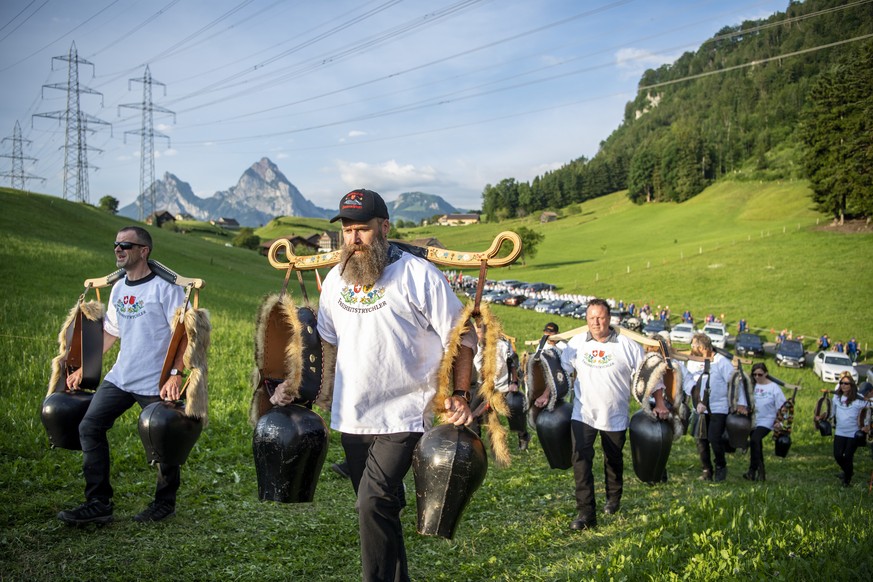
left=546, top=300, right=574, bottom=315
left=643, top=319, right=670, bottom=337
left=610, top=310, right=629, bottom=327
left=502, top=294, right=527, bottom=307
left=520, top=282, right=556, bottom=293
left=702, top=323, right=727, bottom=349
left=480, top=290, right=503, bottom=303
left=497, top=279, right=526, bottom=289
left=572, top=304, right=588, bottom=319
left=621, top=316, right=642, bottom=332
left=812, top=351, right=858, bottom=383
left=735, top=332, right=765, bottom=357
left=558, top=302, right=579, bottom=317
left=775, top=339, right=805, bottom=368
left=534, top=300, right=554, bottom=313
left=520, top=297, right=539, bottom=310
left=669, top=322, right=697, bottom=344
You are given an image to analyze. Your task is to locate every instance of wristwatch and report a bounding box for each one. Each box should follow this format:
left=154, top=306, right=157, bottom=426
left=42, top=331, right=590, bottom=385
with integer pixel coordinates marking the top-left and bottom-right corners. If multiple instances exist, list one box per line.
left=452, top=389, right=471, bottom=403
left=169, top=368, right=181, bottom=377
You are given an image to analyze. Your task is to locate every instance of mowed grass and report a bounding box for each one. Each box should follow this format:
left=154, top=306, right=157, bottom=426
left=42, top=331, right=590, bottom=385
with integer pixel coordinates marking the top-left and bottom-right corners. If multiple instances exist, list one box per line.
left=1, top=186, right=871, bottom=581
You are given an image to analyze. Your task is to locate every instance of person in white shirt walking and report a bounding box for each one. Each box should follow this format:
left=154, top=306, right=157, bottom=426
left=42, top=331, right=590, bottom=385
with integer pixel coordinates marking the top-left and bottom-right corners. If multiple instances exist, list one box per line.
left=559, top=299, right=669, bottom=530
left=58, top=226, right=186, bottom=526
left=744, top=363, right=786, bottom=482
left=277, top=189, right=475, bottom=581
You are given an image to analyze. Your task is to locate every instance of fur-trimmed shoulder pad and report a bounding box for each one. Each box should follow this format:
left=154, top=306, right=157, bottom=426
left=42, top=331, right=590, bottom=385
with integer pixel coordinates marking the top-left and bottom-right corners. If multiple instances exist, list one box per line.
left=249, top=294, right=334, bottom=425
left=631, top=351, right=685, bottom=440
left=173, top=305, right=211, bottom=423
left=434, top=302, right=511, bottom=468
left=47, top=300, right=105, bottom=397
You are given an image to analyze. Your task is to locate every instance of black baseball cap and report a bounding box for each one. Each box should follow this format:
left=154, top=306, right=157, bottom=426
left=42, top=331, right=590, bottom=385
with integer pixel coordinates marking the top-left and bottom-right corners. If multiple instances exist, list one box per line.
left=330, top=189, right=389, bottom=223
left=543, top=322, right=559, bottom=333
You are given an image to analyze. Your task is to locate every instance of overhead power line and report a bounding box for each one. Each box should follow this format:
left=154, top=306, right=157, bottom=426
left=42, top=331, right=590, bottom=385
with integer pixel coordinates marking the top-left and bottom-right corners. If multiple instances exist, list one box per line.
left=638, top=33, right=873, bottom=92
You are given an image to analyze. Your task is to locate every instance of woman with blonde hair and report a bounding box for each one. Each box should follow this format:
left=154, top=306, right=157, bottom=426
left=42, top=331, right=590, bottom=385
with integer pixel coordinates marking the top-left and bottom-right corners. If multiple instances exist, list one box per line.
left=683, top=333, right=747, bottom=481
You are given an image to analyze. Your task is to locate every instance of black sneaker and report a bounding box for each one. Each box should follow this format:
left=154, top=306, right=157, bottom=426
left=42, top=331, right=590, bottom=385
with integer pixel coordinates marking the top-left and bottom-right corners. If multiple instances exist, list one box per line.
left=331, top=461, right=351, bottom=479
left=58, top=499, right=113, bottom=526
left=133, top=500, right=176, bottom=523
left=570, top=512, right=597, bottom=531
left=714, top=466, right=727, bottom=482
left=603, top=500, right=621, bottom=515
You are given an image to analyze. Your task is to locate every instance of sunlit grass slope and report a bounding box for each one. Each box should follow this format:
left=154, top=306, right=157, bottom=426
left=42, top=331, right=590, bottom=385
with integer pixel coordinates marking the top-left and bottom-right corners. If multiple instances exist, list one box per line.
left=1, top=185, right=871, bottom=580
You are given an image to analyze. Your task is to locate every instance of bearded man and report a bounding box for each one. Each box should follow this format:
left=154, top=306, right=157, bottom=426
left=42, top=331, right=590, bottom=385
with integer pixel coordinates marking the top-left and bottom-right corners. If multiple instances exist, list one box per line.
left=308, top=188, right=475, bottom=582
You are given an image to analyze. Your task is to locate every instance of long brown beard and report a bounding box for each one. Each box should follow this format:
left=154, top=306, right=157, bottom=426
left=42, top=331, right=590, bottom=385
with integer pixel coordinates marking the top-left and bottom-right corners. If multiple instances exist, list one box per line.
left=339, top=233, right=389, bottom=287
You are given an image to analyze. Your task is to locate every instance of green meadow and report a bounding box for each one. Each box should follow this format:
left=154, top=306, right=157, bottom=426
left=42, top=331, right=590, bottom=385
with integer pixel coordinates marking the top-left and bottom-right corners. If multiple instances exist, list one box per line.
left=1, top=184, right=871, bottom=580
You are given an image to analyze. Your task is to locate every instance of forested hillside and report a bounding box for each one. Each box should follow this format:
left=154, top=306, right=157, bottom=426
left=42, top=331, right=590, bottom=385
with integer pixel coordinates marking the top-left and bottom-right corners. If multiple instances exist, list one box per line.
left=481, top=0, right=873, bottom=220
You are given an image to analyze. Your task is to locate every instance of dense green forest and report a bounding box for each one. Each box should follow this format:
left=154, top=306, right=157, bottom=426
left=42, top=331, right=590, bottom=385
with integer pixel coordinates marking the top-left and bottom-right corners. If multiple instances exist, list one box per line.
left=481, top=0, right=873, bottom=221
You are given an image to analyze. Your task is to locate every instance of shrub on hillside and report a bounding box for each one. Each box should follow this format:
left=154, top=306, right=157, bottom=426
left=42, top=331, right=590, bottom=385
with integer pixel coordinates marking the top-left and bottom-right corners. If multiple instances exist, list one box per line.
left=233, top=227, right=260, bottom=250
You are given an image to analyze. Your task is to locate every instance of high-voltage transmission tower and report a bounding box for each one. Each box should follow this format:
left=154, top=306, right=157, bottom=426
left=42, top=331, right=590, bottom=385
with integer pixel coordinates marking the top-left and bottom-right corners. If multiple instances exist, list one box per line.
left=119, top=65, right=175, bottom=222
left=32, top=41, right=111, bottom=204
left=1, top=121, right=45, bottom=191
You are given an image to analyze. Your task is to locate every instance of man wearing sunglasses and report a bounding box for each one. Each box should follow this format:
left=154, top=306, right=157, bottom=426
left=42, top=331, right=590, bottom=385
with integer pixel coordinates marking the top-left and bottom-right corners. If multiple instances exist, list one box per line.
left=58, top=226, right=186, bottom=525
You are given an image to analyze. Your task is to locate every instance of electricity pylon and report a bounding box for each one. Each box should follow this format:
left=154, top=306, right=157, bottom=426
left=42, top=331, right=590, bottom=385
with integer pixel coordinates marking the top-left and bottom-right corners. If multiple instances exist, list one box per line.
left=32, top=41, right=111, bottom=204
left=119, top=65, right=175, bottom=222
left=1, top=121, right=45, bottom=191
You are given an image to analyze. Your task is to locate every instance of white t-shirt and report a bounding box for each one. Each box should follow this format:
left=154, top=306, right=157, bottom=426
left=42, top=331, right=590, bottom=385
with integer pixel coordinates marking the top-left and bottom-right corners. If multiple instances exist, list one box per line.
left=752, top=381, right=787, bottom=429
left=832, top=395, right=868, bottom=438
left=560, top=329, right=643, bottom=431
left=475, top=336, right=513, bottom=393
left=318, top=247, right=474, bottom=435
left=104, top=273, right=185, bottom=396
left=682, top=354, right=743, bottom=414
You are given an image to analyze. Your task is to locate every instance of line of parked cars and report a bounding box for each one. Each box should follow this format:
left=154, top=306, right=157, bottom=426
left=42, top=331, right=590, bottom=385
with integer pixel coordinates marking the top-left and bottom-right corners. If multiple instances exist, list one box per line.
left=457, top=277, right=871, bottom=386
left=462, top=279, right=594, bottom=319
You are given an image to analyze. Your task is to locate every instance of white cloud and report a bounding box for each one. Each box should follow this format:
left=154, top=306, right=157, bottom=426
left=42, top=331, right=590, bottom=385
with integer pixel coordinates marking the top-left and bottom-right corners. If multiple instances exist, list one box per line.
left=156, top=123, right=174, bottom=132
left=531, top=161, right=565, bottom=176
left=336, top=159, right=439, bottom=191
left=615, top=47, right=679, bottom=79
left=348, top=130, right=367, bottom=138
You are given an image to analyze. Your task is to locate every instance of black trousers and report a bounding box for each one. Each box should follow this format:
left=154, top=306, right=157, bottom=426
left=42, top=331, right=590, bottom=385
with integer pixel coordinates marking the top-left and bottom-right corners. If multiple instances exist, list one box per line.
left=342, top=432, right=421, bottom=582
left=696, top=413, right=728, bottom=471
left=748, top=426, right=771, bottom=472
left=833, top=435, right=859, bottom=483
left=570, top=420, right=626, bottom=516
left=79, top=381, right=180, bottom=504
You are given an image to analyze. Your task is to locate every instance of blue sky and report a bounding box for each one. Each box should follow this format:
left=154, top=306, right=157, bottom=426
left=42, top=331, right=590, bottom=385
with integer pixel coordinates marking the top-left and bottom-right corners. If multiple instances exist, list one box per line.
left=0, top=0, right=790, bottom=212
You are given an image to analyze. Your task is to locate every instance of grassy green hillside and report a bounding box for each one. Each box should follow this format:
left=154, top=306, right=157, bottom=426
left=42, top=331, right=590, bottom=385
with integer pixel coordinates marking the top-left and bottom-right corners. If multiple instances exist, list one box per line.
left=255, top=215, right=340, bottom=241
left=1, top=186, right=871, bottom=580
left=408, top=179, right=872, bottom=348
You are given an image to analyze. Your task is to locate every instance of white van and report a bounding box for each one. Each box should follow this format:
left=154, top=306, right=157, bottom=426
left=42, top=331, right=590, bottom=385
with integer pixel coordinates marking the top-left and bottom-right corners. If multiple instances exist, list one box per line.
left=702, top=323, right=727, bottom=349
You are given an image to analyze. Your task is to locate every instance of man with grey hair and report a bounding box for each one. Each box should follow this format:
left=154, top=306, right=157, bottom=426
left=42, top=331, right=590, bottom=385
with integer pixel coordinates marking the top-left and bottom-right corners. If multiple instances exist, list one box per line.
left=560, top=298, right=669, bottom=530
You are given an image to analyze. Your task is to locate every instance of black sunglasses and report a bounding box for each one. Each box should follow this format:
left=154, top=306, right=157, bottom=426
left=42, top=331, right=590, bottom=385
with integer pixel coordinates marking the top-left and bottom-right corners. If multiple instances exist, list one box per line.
left=753, top=372, right=766, bottom=377
left=838, top=381, right=852, bottom=386
left=114, top=241, right=147, bottom=250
